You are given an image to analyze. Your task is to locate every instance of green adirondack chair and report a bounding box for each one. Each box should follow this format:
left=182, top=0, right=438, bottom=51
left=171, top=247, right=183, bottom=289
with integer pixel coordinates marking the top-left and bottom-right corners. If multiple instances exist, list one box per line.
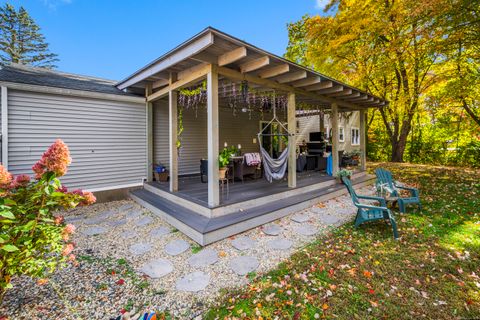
left=342, top=177, right=399, bottom=239
left=375, top=168, right=422, bottom=213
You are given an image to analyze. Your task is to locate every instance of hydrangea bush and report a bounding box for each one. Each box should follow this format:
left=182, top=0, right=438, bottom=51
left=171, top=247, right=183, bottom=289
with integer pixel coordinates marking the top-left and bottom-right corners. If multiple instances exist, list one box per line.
left=0, top=140, right=95, bottom=302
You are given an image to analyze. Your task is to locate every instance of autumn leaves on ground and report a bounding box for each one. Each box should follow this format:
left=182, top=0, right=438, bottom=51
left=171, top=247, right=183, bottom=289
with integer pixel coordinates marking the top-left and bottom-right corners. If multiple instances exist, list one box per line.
left=205, top=163, right=480, bottom=319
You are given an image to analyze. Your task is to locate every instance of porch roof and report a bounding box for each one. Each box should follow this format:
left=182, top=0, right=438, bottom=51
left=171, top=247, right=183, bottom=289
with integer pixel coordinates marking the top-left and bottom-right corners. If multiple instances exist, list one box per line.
left=116, top=27, right=387, bottom=111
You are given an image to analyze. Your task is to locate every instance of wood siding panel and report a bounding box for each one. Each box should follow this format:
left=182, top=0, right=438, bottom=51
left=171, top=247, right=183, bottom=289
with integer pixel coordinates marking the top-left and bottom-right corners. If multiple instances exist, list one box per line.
left=7, top=90, right=146, bottom=190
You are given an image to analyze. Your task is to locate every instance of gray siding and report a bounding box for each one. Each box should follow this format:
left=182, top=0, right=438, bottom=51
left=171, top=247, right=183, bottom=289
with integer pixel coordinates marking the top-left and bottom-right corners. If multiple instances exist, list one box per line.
left=7, top=90, right=146, bottom=191
left=296, top=115, right=320, bottom=145
left=324, top=111, right=361, bottom=152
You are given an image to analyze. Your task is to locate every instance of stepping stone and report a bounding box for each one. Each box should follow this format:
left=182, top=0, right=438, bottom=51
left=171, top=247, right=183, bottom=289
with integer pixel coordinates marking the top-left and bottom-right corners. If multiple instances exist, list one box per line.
left=319, top=215, right=341, bottom=225
left=262, top=224, right=283, bottom=236
left=140, top=258, right=173, bottom=278
left=187, top=249, right=218, bottom=267
left=165, top=239, right=190, bottom=256
left=338, top=208, right=354, bottom=215
left=83, top=216, right=107, bottom=225
left=120, top=230, right=138, bottom=239
left=129, top=243, right=152, bottom=255
left=310, top=206, right=326, bottom=214
left=231, top=236, right=256, bottom=251
left=267, top=238, right=293, bottom=250
left=294, top=224, right=318, bottom=236
left=118, top=203, right=134, bottom=212
left=126, top=210, right=142, bottom=219
left=82, top=226, right=108, bottom=236
left=230, top=256, right=259, bottom=275
left=135, top=216, right=153, bottom=227
left=176, top=272, right=210, bottom=292
left=64, top=215, right=84, bottom=224
left=106, top=219, right=127, bottom=227
left=96, top=210, right=116, bottom=219
left=291, top=213, right=310, bottom=223
left=150, top=226, right=171, bottom=238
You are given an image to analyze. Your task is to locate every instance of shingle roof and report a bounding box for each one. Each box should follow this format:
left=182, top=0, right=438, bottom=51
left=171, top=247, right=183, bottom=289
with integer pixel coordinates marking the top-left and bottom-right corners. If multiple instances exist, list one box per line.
left=0, top=63, right=137, bottom=96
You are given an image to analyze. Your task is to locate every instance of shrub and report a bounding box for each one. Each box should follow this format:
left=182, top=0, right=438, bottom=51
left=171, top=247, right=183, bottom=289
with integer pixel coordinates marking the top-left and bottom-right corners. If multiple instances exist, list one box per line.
left=0, top=140, right=96, bottom=303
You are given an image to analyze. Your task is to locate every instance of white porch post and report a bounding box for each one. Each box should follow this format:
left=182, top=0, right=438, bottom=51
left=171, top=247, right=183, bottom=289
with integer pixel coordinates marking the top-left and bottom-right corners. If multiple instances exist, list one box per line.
left=169, top=87, right=178, bottom=192
left=359, top=109, right=367, bottom=171
left=331, top=103, right=339, bottom=176
left=1, top=86, right=8, bottom=169
left=145, top=84, right=153, bottom=182
left=287, top=92, right=296, bottom=188
left=207, top=65, right=220, bottom=207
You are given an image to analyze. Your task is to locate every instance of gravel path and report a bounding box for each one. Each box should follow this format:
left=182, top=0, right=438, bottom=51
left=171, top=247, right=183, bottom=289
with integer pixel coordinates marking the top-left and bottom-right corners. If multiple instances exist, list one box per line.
left=0, top=186, right=374, bottom=319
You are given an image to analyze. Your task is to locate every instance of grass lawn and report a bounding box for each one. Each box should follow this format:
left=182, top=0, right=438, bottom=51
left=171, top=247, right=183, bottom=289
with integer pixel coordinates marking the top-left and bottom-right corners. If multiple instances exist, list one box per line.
left=205, top=163, right=480, bottom=319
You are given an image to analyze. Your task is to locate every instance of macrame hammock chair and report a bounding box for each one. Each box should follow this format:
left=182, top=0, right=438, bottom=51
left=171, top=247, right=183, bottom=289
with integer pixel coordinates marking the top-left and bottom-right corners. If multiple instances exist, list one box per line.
left=257, top=101, right=293, bottom=183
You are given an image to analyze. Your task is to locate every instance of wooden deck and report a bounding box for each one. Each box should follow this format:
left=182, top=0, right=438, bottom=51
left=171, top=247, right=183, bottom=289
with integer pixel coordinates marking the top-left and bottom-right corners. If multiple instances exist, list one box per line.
left=148, top=171, right=332, bottom=208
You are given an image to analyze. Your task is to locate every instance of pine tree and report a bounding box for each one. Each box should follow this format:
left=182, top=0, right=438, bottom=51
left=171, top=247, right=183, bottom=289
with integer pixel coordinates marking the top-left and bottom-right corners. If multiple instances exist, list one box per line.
left=0, top=3, right=58, bottom=68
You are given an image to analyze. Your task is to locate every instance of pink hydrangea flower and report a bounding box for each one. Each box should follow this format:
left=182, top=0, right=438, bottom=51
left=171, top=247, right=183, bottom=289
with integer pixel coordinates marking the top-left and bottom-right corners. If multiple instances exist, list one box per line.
left=71, top=189, right=96, bottom=206
left=68, top=254, right=76, bottom=262
left=32, top=139, right=72, bottom=179
left=14, top=174, right=31, bottom=187
left=54, top=216, right=64, bottom=225
left=0, top=165, right=13, bottom=189
left=64, top=224, right=76, bottom=234
left=62, top=243, right=74, bottom=256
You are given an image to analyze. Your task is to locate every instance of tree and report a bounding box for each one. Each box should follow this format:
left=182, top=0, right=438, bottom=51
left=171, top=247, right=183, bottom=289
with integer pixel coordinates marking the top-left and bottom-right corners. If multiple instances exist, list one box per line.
left=285, top=0, right=452, bottom=162
left=0, top=3, right=58, bottom=68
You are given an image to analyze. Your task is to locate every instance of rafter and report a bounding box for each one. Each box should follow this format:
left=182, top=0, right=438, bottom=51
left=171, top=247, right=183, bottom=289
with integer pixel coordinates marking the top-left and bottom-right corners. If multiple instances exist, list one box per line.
left=276, top=71, right=307, bottom=84
left=292, top=77, right=320, bottom=87
left=240, top=56, right=270, bottom=73
left=258, top=64, right=289, bottom=78
left=218, top=46, right=247, bottom=66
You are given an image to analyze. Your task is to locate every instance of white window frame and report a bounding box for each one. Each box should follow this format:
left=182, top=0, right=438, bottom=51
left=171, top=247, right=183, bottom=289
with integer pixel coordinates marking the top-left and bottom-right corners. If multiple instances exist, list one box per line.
left=351, top=127, right=360, bottom=146
left=325, top=125, right=330, bottom=138
left=339, top=127, right=345, bottom=142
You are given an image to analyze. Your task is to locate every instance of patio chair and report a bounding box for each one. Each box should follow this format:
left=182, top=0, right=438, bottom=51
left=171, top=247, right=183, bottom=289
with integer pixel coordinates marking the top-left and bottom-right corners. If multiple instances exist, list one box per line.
left=342, top=177, right=399, bottom=239
left=375, top=168, right=421, bottom=213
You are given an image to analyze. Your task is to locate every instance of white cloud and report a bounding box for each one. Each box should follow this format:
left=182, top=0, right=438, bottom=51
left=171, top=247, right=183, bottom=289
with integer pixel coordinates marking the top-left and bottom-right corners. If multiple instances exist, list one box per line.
left=315, top=0, right=330, bottom=10
left=42, top=0, right=72, bottom=10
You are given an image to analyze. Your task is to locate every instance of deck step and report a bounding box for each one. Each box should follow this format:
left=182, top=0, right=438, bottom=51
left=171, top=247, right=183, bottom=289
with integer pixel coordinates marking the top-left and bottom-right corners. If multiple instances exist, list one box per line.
left=130, top=174, right=375, bottom=245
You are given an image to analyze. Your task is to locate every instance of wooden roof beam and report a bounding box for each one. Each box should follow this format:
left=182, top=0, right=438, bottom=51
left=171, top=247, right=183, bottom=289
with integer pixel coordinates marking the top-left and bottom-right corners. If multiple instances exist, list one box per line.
left=341, top=92, right=361, bottom=100
left=316, top=85, right=344, bottom=95
left=240, top=56, right=270, bottom=73
left=328, top=88, right=352, bottom=97
left=346, top=94, right=369, bottom=102
left=305, top=81, right=333, bottom=91
left=276, top=70, right=307, bottom=84
left=218, top=46, right=247, bottom=66
left=292, top=77, right=321, bottom=88
left=152, top=78, right=169, bottom=89
left=258, top=64, right=290, bottom=78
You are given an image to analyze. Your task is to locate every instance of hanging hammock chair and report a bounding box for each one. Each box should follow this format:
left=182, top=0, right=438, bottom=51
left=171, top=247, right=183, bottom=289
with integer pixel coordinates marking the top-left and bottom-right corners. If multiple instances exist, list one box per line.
left=257, top=100, right=293, bottom=183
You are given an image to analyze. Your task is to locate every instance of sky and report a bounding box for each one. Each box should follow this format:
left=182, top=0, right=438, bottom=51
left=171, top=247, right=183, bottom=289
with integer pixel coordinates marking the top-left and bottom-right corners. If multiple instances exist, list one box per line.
left=5, top=0, right=331, bottom=81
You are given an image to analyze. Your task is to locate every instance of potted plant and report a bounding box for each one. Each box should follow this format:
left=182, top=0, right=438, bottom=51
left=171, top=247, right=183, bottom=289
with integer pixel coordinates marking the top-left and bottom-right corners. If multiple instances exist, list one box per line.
left=218, top=147, right=232, bottom=179
left=153, top=163, right=168, bottom=182
left=335, top=168, right=353, bottom=183
left=350, top=150, right=361, bottom=161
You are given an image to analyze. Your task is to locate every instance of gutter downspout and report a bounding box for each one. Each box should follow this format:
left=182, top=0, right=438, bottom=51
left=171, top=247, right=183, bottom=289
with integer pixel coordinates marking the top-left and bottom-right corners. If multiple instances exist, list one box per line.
left=1, top=86, right=7, bottom=169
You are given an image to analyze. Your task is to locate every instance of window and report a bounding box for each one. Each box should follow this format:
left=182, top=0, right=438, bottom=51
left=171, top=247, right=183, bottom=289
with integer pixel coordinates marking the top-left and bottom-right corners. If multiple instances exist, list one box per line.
left=351, top=127, right=360, bottom=145
left=339, top=127, right=345, bottom=142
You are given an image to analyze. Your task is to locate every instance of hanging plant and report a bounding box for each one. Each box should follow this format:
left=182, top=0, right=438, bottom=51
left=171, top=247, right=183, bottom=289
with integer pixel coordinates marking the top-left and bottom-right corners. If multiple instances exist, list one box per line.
left=176, top=106, right=184, bottom=151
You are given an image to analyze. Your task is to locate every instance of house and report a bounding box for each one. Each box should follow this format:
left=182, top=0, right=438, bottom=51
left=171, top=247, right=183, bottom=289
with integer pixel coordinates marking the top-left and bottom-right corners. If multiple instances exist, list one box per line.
left=0, top=27, right=386, bottom=245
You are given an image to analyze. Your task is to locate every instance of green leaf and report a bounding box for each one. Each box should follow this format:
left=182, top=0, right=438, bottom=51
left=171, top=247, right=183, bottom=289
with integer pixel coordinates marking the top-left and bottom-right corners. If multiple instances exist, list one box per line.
left=0, top=211, right=15, bottom=219
left=2, top=244, right=19, bottom=252
left=4, top=198, right=16, bottom=206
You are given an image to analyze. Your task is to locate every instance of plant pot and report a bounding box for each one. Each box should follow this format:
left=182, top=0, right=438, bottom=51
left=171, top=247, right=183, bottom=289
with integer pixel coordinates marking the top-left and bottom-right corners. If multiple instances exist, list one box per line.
left=219, top=167, right=228, bottom=179
left=154, top=171, right=169, bottom=182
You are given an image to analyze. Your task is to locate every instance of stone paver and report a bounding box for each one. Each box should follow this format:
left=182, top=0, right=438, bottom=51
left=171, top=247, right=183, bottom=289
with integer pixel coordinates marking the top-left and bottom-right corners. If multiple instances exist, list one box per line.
left=83, top=216, right=107, bottom=225
left=267, top=238, right=293, bottom=250
left=118, top=203, right=134, bottom=212
left=230, top=256, right=259, bottom=275
left=231, top=236, right=256, bottom=251
left=176, top=272, right=210, bottom=292
left=129, top=242, right=152, bottom=255
left=291, top=213, right=310, bottom=223
left=140, top=258, right=173, bottom=278
left=294, top=224, right=318, bottom=236
left=187, top=249, right=218, bottom=267
left=150, top=226, right=171, bottom=238
left=262, top=224, right=283, bottom=236
left=126, top=210, right=142, bottom=219
left=320, top=215, right=341, bottom=225
left=106, top=219, right=127, bottom=227
left=120, top=230, right=139, bottom=239
left=165, top=239, right=190, bottom=256
left=81, top=226, right=108, bottom=236
left=135, top=216, right=153, bottom=227
left=309, top=206, right=327, bottom=214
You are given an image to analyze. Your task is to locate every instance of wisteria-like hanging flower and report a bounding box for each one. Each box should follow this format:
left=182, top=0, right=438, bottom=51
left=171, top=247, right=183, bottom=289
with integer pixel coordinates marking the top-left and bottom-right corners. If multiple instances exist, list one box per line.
left=32, top=139, right=72, bottom=179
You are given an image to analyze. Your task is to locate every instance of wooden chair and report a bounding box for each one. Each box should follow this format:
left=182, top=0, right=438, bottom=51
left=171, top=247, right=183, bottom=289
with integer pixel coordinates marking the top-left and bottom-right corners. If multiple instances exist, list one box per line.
left=342, top=177, right=399, bottom=239
left=375, top=168, right=421, bottom=213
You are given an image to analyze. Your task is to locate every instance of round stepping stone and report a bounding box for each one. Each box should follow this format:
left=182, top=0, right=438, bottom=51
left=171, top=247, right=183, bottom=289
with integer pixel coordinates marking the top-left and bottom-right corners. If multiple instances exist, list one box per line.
left=231, top=236, right=256, bottom=251
left=118, top=203, right=134, bottom=212
left=267, top=238, right=293, bottom=250
left=291, top=213, right=310, bottom=223
left=135, top=216, right=153, bottom=227
left=106, top=219, right=127, bottom=227
left=176, top=272, right=210, bottom=292
left=320, top=215, right=341, bottom=225
left=262, top=224, right=283, bottom=236
left=120, top=230, right=139, bottom=239
left=294, top=224, right=318, bottom=236
left=82, top=226, right=108, bottom=236
left=150, top=226, right=171, bottom=238
left=126, top=210, right=142, bottom=219
left=187, top=248, right=218, bottom=267
left=230, top=256, right=259, bottom=275
left=165, top=239, right=190, bottom=256
left=129, top=243, right=152, bottom=255
left=140, top=258, right=173, bottom=278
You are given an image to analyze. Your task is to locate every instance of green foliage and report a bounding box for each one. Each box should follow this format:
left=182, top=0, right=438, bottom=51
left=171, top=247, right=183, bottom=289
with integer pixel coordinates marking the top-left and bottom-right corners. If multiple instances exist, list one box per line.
left=218, top=146, right=238, bottom=168
left=0, top=3, right=58, bottom=68
left=335, top=168, right=353, bottom=178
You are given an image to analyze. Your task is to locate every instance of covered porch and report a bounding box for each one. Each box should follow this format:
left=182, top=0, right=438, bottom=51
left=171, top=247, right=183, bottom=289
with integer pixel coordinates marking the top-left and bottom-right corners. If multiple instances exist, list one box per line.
left=117, top=27, right=386, bottom=244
